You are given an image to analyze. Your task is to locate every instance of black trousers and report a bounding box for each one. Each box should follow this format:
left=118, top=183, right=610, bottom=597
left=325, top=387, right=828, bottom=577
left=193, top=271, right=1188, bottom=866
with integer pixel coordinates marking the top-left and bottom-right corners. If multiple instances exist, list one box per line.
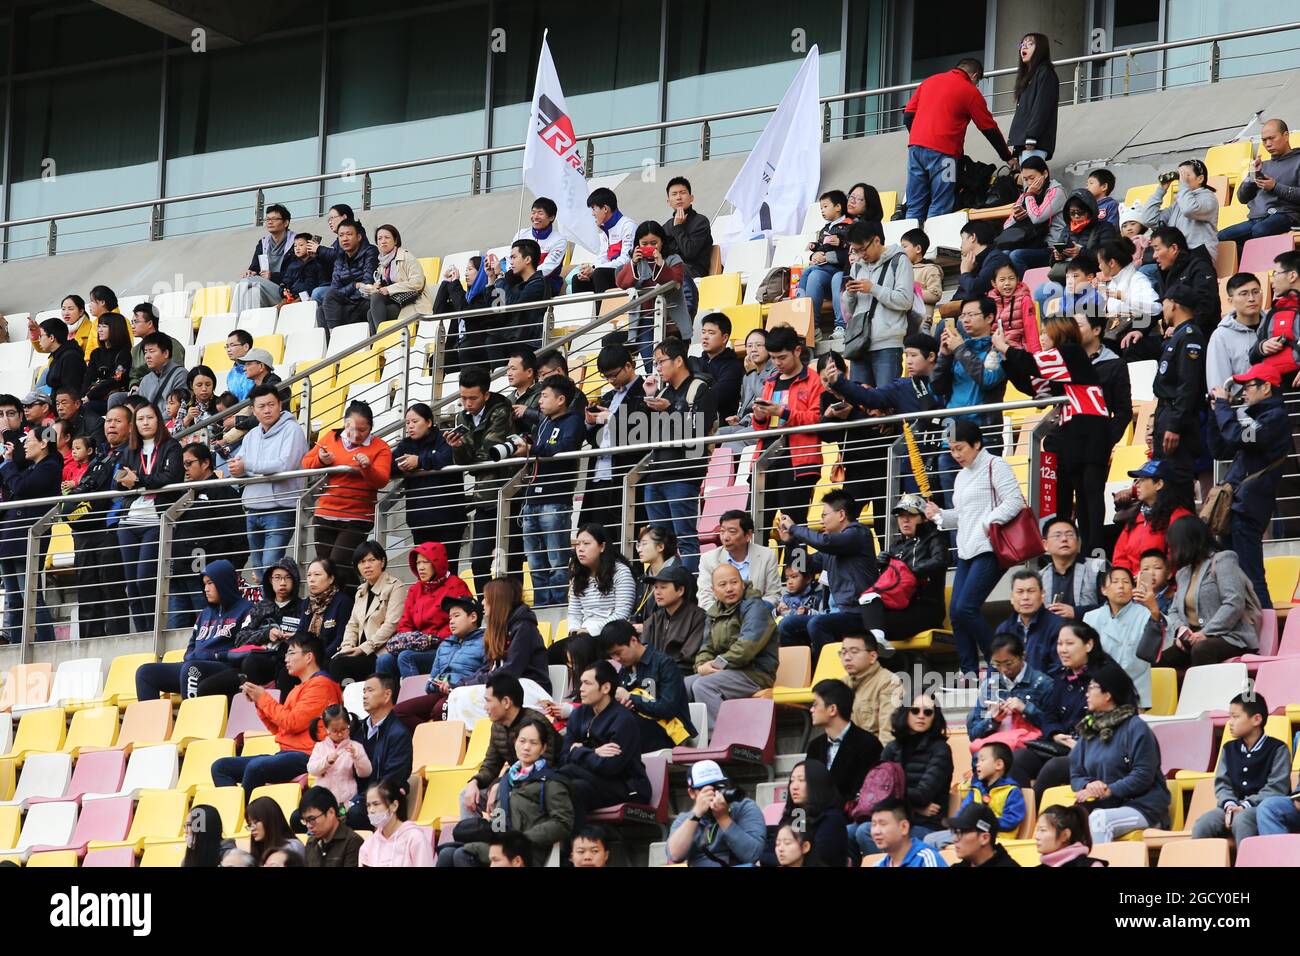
left=314, top=517, right=373, bottom=592
left=321, top=290, right=370, bottom=330
left=1009, top=749, right=1072, bottom=806
left=843, top=442, right=890, bottom=537
left=578, top=477, right=647, bottom=542
left=762, top=454, right=818, bottom=546
left=73, top=525, right=129, bottom=638
left=1055, top=455, right=1109, bottom=557
left=329, top=651, right=377, bottom=685
left=554, top=764, right=635, bottom=829
left=860, top=599, right=947, bottom=644
left=570, top=267, right=618, bottom=295
left=467, top=501, right=523, bottom=595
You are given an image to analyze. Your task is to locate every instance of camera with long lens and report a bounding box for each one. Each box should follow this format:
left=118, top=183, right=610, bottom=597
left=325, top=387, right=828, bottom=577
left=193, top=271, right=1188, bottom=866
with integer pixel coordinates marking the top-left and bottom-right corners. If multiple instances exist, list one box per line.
left=718, top=785, right=744, bottom=804
left=487, top=435, right=527, bottom=462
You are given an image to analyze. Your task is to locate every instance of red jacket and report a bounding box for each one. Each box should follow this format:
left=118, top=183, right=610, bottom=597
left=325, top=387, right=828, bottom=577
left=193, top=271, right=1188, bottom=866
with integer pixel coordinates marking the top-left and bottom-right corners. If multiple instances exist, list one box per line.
left=255, top=670, right=343, bottom=754
left=988, top=283, right=1041, bottom=352
left=904, top=68, right=1008, bottom=159
left=1112, top=506, right=1194, bottom=574
left=753, top=363, right=825, bottom=476
left=396, top=540, right=472, bottom=637
left=302, top=428, right=393, bottom=523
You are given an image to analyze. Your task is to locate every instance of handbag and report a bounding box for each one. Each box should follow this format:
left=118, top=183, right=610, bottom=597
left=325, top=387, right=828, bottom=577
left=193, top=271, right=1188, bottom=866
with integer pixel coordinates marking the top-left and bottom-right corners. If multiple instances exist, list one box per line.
left=993, top=221, right=1038, bottom=250
left=1135, top=619, right=1164, bottom=665
left=1026, top=738, right=1071, bottom=759
left=985, top=460, right=1046, bottom=570
left=1199, top=456, right=1287, bottom=538
left=384, top=630, right=438, bottom=654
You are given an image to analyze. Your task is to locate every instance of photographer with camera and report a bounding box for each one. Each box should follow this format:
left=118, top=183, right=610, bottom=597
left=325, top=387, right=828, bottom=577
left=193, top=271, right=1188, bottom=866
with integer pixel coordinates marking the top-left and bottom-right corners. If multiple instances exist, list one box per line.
left=448, top=366, right=522, bottom=592
left=666, top=759, right=765, bottom=867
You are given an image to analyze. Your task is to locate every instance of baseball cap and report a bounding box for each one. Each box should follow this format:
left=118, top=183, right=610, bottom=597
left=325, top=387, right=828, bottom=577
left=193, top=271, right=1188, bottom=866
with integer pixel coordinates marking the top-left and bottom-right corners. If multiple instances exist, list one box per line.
left=440, top=594, right=482, bottom=618
left=686, top=760, right=729, bottom=790
left=892, top=493, right=927, bottom=516
left=1127, top=459, right=1174, bottom=481
left=646, top=565, right=692, bottom=587
left=1163, top=286, right=1200, bottom=311
left=944, top=802, right=998, bottom=834
left=1232, top=362, right=1283, bottom=388
left=241, top=347, right=276, bottom=368
left=21, top=390, right=49, bottom=407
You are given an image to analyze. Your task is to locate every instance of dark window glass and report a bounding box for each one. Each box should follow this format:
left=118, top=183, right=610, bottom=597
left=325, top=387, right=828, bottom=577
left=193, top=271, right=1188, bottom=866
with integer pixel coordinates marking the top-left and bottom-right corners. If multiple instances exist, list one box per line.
left=16, top=2, right=160, bottom=73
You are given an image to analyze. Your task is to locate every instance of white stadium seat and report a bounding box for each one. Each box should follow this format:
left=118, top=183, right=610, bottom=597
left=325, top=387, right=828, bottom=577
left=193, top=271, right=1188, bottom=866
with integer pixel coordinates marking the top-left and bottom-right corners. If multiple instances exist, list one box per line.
left=276, top=300, right=318, bottom=336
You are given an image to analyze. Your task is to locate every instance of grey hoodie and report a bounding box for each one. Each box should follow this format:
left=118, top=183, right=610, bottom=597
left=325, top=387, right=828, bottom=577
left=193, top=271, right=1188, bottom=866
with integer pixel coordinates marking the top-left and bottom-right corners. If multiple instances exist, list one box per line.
left=843, top=243, right=916, bottom=354
left=1140, top=182, right=1219, bottom=260
left=239, top=409, right=309, bottom=510
left=138, top=360, right=189, bottom=408
left=1206, top=311, right=1261, bottom=395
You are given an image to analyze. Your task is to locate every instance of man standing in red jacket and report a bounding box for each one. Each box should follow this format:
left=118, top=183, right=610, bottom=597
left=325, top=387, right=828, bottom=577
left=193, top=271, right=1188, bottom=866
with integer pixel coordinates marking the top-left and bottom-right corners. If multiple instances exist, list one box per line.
left=211, top=634, right=343, bottom=790
left=903, top=58, right=1015, bottom=224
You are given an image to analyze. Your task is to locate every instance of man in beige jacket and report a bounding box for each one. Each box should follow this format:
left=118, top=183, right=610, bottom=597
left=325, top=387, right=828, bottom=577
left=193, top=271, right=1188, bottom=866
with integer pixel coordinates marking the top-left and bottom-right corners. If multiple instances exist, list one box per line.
left=839, top=633, right=903, bottom=743
left=696, top=510, right=782, bottom=613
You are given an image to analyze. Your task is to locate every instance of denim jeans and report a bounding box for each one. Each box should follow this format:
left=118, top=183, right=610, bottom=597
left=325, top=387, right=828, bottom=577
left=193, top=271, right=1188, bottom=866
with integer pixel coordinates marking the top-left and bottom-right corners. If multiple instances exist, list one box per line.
left=211, top=751, right=310, bottom=790
left=1008, top=246, right=1052, bottom=274
left=1018, top=148, right=1049, bottom=163
left=0, top=557, right=54, bottom=643
left=850, top=348, right=904, bottom=388
left=798, top=262, right=838, bottom=323
left=829, top=271, right=849, bottom=328
left=396, top=649, right=439, bottom=679
left=1256, top=794, right=1300, bottom=835
left=247, top=509, right=295, bottom=581
left=309, top=284, right=331, bottom=307
left=117, top=523, right=161, bottom=634
left=521, top=499, right=571, bottom=608
left=643, top=478, right=701, bottom=572
left=1136, top=262, right=1160, bottom=283
left=166, top=573, right=207, bottom=631
left=905, top=145, right=958, bottom=223
left=1218, top=212, right=1296, bottom=247
left=950, top=552, right=1003, bottom=676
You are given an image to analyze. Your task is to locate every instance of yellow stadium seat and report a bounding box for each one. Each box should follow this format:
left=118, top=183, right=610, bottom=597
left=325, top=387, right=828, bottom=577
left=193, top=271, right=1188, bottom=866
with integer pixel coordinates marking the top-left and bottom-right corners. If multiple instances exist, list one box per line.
left=879, top=191, right=898, bottom=221
left=1038, top=785, right=1076, bottom=814
left=1002, top=839, right=1041, bottom=866
left=553, top=619, right=568, bottom=647
left=372, top=320, right=408, bottom=355
left=161, top=648, right=186, bottom=664
left=772, top=643, right=847, bottom=706
left=0, top=758, right=14, bottom=802
left=1147, top=668, right=1177, bottom=716
left=189, top=284, right=233, bottom=327
left=413, top=721, right=467, bottom=773
left=1205, top=141, right=1255, bottom=186
left=537, top=620, right=553, bottom=647
left=247, top=783, right=303, bottom=825
left=414, top=768, right=465, bottom=830
left=240, top=733, right=280, bottom=757
left=894, top=586, right=957, bottom=655
left=0, top=806, right=19, bottom=849
left=45, top=521, right=74, bottom=571
left=1217, top=203, right=1249, bottom=231
left=71, top=652, right=154, bottom=712
left=177, top=737, right=236, bottom=794
left=61, top=705, right=119, bottom=756
left=294, top=363, right=336, bottom=417
left=1, top=706, right=67, bottom=766
left=25, top=849, right=78, bottom=867
left=462, top=718, right=493, bottom=768
left=192, top=785, right=246, bottom=838
left=1107, top=443, right=1150, bottom=483
left=696, top=274, right=742, bottom=311
left=89, top=788, right=188, bottom=852
left=1265, top=556, right=1300, bottom=610
left=1123, top=183, right=1158, bottom=208
left=202, top=340, right=234, bottom=373
left=140, top=841, right=186, bottom=867
left=417, top=257, right=442, bottom=287
left=168, top=695, right=227, bottom=753
left=252, top=334, right=285, bottom=363
left=719, top=303, right=763, bottom=342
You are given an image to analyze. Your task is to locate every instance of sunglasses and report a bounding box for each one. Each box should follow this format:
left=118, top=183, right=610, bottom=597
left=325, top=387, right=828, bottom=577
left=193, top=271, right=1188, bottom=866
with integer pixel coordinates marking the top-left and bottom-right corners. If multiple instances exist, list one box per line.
left=907, top=707, right=935, bottom=717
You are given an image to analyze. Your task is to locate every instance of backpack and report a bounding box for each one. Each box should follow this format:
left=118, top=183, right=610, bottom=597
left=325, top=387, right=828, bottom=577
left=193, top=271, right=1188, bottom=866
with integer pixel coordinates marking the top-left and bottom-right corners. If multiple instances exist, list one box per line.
left=848, top=761, right=907, bottom=821
left=756, top=266, right=791, bottom=304
left=981, top=165, right=1022, bottom=207
left=956, top=156, right=997, bottom=211
left=860, top=558, right=920, bottom=611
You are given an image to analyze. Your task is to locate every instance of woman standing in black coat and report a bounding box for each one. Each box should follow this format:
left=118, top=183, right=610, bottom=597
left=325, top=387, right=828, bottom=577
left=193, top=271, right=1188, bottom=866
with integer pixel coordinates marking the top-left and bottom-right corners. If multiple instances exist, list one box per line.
left=1007, top=33, right=1058, bottom=163
left=392, top=402, right=465, bottom=558
left=434, top=257, right=493, bottom=371
left=762, top=759, right=850, bottom=867
left=994, top=313, right=1114, bottom=555
left=0, top=429, right=62, bottom=642
left=855, top=692, right=953, bottom=855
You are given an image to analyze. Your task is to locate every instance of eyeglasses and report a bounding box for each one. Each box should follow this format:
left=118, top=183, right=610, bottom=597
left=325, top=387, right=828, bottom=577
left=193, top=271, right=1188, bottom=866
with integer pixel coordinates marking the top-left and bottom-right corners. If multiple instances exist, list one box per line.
left=300, top=813, right=325, bottom=826
left=1067, top=209, right=1090, bottom=219
left=907, top=707, right=935, bottom=717
left=1046, top=531, right=1077, bottom=540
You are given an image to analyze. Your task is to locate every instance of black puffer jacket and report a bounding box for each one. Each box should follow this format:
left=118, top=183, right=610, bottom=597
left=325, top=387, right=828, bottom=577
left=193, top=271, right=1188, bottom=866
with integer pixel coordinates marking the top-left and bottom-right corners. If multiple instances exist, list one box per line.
left=1007, top=63, right=1059, bottom=159
left=884, top=521, right=949, bottom=609
left=881, top=731, right=954, bottom=830
left=237, top=557, right=305, bottom=648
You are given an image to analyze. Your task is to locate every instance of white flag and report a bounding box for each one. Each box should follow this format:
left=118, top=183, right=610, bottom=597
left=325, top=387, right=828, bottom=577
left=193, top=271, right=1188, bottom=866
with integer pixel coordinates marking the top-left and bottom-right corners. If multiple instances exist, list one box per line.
left=523, top=32, right=602, bottom=252
left=720, top=46, right=822, bottom=242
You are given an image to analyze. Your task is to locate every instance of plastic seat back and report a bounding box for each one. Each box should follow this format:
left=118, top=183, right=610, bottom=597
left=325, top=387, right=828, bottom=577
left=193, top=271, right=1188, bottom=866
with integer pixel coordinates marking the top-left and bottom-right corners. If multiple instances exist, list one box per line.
left=773, top=646, right=811, bottom=692
left=115, top=698, right=174, bottom=750
left=225, top=688, right=277, bottom=739
left=112, top=744, right=180, bottom=797
left=17, top=801, right=78, bottom=853
left=43, top=657, right=103, bottom=710
left=169, top=695, right=228, bottom=752
left=1252, top=657, right=1300, bottom=714
left=413, top=721, right=467, bottom=773
left=398, top=675, right=427, bottom=704
left=192, top=785, right=246, bottom=838
left=83, top=846, right=137, bottom=867
left=0, top=662, right=52, bottom=714
left=1157, top=837, right=1230, bottom=867
left=247, top=782, right=303, bottom=824
left=62, top=705, right=120, bottom=755
left=81, top=652, right=155, bottom=710
left=4, top=752, right=72, bottom=806
left=1150, top=717, right=1215, bottom=776
left=1173, top=663, right=1248, bottom=717
left=1090, top=840, right=1149, bottom=866
left=1235, top=833, right=1300, bottom=867
left=4, top=706, right=67, bottom=762
left=177, top=738, right=236, bottom=794
left=63, top=749, right=127, bottom=802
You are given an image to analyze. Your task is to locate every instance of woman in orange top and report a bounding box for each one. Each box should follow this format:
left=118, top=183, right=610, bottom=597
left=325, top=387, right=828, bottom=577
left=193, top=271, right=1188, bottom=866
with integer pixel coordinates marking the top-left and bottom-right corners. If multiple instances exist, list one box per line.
left=302, top=400, right=393, bottom=591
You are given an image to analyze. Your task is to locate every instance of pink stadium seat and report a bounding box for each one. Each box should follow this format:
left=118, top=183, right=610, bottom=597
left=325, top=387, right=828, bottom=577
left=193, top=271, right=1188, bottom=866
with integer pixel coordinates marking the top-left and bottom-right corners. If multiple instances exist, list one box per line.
left=398, top=676, right=428, bottom=705
left=1022, top=266, right=1051, bottom=291
left=1237, top=608, right=1300, bottom=670
left=37, top=796, right=133, bottom=857
left=1249, top=658, right=1300, bottom=715
left=1234, top=834, right=1300, bottom=867
left=1238, top=233, right=1294, bottom=274
left=762, top=802, right=784, bottom=826
left=697, top=484, right=752, bottom=548
left=225, top=688, right=279, bottom=740
left=1149, top=717, right=1214, bottom=777
left=671, top=698, right=776, bottom=771
left=27, top=749, right=125, bottom=807
left=703, top=446, right=736, bottom=490
left=586, top=754, right=670, bottom=829
left=82, top=845, right=137, bottom=867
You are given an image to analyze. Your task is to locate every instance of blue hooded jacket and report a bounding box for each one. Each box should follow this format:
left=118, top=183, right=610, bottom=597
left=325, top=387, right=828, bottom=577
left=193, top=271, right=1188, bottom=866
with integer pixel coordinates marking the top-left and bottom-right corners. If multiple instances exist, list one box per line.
left=426, top=627, right=487, bottom=691
left=185, top=559, right=253, bottom=662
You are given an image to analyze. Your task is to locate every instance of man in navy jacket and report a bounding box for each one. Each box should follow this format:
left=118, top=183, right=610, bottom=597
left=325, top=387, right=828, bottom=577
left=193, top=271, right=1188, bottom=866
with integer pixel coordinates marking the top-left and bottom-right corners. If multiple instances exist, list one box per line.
left=603, top=620, right=697, bottom=753
left=320, top=218, right=379, bottom=331
left=557, top=660, right=653, bottom=822
left=346, top=672, right=414, bottom=830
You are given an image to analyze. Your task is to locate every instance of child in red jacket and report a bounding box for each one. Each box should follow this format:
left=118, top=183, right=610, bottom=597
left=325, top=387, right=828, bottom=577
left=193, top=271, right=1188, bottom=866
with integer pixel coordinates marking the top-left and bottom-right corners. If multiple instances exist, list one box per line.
left=988, top=261, right=1041, bottom=353
left=60, top=432, right=94, bottom=493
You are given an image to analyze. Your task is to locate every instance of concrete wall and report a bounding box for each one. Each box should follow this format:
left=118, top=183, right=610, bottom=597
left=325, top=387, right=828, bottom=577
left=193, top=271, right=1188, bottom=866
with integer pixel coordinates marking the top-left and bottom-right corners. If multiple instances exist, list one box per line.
left=2, top=65, right=1296, bottom=313
left=990, top=0, right=1089, bottom=106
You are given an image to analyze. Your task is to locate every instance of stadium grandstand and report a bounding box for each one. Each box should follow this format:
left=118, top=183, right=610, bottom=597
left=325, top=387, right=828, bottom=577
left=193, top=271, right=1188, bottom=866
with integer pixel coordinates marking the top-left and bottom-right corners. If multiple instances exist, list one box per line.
left=1, top=0, right=1300, bottom=877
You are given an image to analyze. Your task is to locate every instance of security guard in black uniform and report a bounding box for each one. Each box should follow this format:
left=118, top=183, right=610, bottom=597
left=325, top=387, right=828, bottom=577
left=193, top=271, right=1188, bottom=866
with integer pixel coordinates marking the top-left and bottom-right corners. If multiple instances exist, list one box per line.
left=1152, top=286, right=1206, bottom=493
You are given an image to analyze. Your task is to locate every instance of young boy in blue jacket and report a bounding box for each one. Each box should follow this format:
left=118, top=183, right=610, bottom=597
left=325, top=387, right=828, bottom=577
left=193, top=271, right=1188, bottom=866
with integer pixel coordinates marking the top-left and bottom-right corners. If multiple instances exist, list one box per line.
left=925, top=741, right=1026, bottom=848
left=133, top=559, right=253, bottom=701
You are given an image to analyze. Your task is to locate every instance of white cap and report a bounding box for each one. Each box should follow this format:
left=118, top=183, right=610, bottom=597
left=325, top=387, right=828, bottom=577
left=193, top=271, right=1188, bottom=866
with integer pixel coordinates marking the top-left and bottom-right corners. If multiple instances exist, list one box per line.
left=687, top=760, right=728, bottom=789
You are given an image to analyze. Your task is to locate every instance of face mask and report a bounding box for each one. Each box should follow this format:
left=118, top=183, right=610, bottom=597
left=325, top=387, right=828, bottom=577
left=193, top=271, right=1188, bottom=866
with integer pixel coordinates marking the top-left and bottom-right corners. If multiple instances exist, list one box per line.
left=367, top=809, right=392, bottom=830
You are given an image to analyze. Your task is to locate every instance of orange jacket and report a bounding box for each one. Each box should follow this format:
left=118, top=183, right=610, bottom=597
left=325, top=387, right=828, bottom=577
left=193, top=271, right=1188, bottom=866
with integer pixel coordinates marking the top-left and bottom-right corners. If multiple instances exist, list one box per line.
left=302, top=428, right=393, bottom=522
left=753, top=363, right=826, bottom=475
left=255, top=670, right=343, bottom=754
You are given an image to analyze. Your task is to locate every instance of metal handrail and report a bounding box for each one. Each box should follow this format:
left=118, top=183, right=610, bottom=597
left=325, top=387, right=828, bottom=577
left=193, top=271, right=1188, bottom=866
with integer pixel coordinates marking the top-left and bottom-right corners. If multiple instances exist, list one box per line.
left=3, top=21, right=1298, bottom=238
